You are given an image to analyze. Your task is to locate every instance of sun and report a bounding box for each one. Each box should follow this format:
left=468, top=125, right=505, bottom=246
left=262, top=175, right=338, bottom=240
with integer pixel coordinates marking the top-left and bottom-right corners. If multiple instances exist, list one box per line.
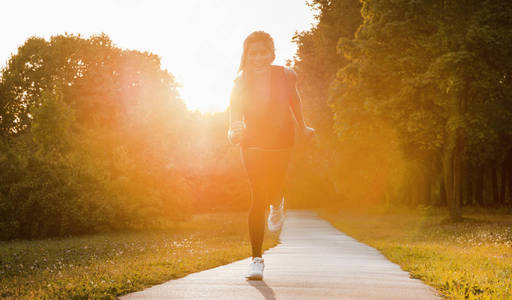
left=173, top=65, right=236, bottom=115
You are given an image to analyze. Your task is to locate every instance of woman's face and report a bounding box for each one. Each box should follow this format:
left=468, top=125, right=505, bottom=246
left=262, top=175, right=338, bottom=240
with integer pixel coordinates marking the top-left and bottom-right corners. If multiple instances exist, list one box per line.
left=246, top=41, right=273, bottom=70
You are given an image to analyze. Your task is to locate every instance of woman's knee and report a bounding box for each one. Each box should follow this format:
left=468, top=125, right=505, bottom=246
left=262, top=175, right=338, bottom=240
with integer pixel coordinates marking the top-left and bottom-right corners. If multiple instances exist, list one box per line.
left=249, top=189, right=267, bottom=210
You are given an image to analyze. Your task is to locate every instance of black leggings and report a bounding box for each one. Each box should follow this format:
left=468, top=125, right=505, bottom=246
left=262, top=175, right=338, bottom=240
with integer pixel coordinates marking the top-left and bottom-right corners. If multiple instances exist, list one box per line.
left=240, top=147, right=292, bottom=258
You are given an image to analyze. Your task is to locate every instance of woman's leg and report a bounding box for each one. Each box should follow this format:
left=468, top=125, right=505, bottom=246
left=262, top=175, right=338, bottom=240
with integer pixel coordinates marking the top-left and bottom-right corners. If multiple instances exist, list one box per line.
left=265, top=149, right=292, bottom=207
left=240, top=147, right=269, bottom=258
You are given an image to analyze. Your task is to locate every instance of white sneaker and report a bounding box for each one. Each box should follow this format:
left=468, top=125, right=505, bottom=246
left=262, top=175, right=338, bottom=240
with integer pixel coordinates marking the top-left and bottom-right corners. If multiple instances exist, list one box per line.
left=245, top=257, right=264, bottom=280
left=267, top=197, right=285, bottom=232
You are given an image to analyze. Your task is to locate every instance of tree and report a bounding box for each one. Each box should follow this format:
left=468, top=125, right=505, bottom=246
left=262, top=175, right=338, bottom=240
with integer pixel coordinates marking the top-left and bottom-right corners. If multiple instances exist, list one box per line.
left=330, top=0, right=512, bottom=217
left=0, top=33, right=194, bottom=239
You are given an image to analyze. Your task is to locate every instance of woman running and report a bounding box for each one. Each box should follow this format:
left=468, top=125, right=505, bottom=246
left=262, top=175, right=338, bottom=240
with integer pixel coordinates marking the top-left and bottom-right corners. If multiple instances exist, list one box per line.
left=227, top=31, right=316, bottom=280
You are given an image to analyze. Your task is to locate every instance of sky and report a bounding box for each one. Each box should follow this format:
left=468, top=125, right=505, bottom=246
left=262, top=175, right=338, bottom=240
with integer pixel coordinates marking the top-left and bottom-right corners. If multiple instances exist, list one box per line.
left=0, top=0, right=317, bottom=114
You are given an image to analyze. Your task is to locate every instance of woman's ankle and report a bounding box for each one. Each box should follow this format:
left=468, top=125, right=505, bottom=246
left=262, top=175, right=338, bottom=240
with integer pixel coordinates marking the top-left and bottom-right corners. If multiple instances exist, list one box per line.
left=270, top=197, right=284, bottom=208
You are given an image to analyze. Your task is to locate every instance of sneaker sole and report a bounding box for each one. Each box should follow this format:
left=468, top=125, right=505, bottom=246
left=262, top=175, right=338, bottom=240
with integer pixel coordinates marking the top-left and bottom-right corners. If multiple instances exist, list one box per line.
left=245, top=274, right=263, bottom=280
left=267, top=224, right=283, bottom=232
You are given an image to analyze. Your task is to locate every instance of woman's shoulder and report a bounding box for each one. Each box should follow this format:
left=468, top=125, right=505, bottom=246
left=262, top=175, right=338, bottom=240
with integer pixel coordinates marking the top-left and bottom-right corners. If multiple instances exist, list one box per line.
left=232, top=71, right=244, bottom=85
left=280, top=65, right=297, bottom=83
left=232, top=72, right=246, bottom=89
left=231, top=73, right=245, bottom=98
left=233, top=72, right=243, bottom=82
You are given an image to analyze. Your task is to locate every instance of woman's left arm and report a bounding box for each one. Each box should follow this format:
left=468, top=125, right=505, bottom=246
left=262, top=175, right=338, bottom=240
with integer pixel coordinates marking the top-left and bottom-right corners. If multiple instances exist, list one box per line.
left=285, top=68, right=307, bottom=130
left=285, top=68, right=315, bottom=140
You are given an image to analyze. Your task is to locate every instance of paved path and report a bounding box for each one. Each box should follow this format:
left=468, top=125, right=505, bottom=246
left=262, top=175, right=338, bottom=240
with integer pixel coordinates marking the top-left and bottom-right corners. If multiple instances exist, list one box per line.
left=120, top=210, right=441, bottom=299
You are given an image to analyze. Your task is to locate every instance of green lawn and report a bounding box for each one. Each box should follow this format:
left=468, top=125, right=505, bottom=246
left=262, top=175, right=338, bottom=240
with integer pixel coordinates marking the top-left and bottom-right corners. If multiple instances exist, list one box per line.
left=0, top=212, right=279, bottom=299
left=317, top=206, right=512, bottom=300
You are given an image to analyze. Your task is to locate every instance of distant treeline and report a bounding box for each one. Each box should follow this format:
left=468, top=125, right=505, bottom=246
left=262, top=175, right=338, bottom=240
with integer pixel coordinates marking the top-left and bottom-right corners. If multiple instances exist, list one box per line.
left=292, top=0, right=512, bottom=219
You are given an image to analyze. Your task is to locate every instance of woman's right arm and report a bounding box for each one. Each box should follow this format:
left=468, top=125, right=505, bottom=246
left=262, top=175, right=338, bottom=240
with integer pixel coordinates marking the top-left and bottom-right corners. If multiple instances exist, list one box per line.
left=228, top=79, right=244, bottom=145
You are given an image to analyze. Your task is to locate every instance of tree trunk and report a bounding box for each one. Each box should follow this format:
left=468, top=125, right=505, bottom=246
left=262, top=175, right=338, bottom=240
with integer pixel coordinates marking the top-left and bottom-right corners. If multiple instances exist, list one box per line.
left=475, top=165, right=484, bottom=206
left=425, top=172, right=432, bottom=205
left=439, top=174, right=446, bottom=206
left=499, top=149, right=512, bottom=207
left=505, top=149, right=512, bottom=207
left=453, top=150, right=463, bottom=214
left=509, top=164, right=512, bottom=207
left=443, top=148, right=462, bottom=220
left=416, top=166, right=429, bottom=206
left=467, top=165, right=474, bottom=206
left=499, top=163, right=506, bottom=206
left=491, top=163, right=499, bottom=207
left=460, top=159, right=467, bottom=206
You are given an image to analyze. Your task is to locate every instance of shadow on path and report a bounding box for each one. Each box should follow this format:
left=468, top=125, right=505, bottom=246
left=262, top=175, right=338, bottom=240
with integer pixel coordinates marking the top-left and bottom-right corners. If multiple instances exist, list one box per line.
left=247, top=280, right=276, bottom=300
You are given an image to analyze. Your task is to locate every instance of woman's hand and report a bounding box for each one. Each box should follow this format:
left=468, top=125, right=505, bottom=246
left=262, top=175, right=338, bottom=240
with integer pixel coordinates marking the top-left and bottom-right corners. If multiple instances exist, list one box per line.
left=302, top=125, right=316, bottom=143
left=228, top=120, right=245, bottom=145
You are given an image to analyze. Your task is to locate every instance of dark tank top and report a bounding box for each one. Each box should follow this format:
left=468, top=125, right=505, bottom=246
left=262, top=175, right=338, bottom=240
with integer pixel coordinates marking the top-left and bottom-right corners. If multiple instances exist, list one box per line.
left=233, top=65, right=295, bottom=150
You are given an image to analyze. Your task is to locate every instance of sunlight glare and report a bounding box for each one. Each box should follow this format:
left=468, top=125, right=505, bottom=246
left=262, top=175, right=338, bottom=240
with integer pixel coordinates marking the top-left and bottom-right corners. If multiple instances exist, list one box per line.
left=0, top=0, right=316, bottom=115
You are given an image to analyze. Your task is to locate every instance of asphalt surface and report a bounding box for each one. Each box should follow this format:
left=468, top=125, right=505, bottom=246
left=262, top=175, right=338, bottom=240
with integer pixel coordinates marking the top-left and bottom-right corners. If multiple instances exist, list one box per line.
left=120, top=210, right=441, bottom=299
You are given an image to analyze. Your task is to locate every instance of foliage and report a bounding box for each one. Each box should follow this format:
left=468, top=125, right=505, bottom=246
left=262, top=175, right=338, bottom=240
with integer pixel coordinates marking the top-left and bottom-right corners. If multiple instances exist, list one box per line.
left=0, top=34, right=194, bottom=240
left=289, top=0, right=363, bottom=207
left=293, top=0, right=512, bottom=214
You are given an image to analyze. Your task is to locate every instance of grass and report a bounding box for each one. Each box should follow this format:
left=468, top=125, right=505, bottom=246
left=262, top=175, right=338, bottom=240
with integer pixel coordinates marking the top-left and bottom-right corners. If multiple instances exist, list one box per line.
left=317, top=206, right=512, bottom=300
left=0, top=212, right=280, bottom=299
